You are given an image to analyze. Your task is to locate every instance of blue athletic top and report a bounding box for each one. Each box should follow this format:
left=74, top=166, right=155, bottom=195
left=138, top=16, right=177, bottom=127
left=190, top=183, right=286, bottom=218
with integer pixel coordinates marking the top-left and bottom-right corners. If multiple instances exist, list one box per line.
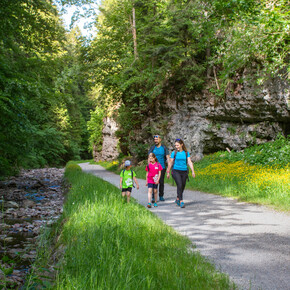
left=170, top=151, right=190, bottom=171
left=151, top=145, right=168, bottom=168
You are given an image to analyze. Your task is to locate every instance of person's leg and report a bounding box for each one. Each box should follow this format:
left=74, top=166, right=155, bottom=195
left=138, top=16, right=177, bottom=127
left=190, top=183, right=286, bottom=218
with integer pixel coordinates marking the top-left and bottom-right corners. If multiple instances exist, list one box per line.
left=179, top=171, right=188, bottom=208
left=154, top=187, right=158, bottom=206
left=121, top=188, right=127, bottom=202
left=148, top=187, right=153, bottom=204
left=172, top=170, right=183, bottom=201
left=159, top=168, right=166, bottom=199
left=126, top=190, right=131, bottom=203
left=179, top=171, right=188, bottom=201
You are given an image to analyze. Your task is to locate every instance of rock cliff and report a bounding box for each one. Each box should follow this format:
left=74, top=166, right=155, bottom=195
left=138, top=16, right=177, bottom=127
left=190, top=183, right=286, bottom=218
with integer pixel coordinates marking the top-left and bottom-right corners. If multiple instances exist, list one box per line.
left=93, top=116, right=119, bottom=161
left=98, top=77, right=289, bottom=161
left=157, top=77, right=289, bottom=160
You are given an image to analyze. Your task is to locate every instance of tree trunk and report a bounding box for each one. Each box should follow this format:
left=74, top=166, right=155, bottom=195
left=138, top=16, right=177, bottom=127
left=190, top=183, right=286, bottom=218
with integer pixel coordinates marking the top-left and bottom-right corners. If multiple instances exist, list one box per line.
left=132, top=6, right=138, bottom=59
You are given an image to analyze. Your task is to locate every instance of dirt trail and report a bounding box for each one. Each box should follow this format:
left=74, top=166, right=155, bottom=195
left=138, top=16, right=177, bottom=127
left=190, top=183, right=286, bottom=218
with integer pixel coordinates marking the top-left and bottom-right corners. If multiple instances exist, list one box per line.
left=79, top=162, right=290, bottom=290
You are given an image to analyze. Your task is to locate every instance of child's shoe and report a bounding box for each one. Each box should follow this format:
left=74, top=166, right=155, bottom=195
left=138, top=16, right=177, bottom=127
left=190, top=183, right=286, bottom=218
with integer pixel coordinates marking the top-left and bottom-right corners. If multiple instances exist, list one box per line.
left=180, top=202, right=185, bottom=208
left=175, top=199, right=180, bottom=206
left=154, top=202, right=158, bottom=207
left=147, top=203, right=152, bottom=208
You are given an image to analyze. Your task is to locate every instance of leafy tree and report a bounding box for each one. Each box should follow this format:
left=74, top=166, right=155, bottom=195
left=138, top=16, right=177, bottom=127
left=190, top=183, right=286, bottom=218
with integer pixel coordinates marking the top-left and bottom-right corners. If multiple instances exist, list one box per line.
left=0, top=0, right=93, bottom=177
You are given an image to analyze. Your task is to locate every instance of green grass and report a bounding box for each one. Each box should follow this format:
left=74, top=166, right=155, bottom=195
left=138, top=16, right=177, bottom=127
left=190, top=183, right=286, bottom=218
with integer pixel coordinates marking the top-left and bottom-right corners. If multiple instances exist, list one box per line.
left=93, top=136, right=290, bottom=211
left=28, top=165, right=234, bottom=289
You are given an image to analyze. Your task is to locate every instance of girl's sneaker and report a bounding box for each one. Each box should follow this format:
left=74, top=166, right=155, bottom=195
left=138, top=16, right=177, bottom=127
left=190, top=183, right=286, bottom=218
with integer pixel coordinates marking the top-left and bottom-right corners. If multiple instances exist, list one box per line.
left=180, top=202, right=185, bottom=208
left=175, top=199, right=180, bottom=206
left=147, top=203, right=152, bottom=208
left=154, top=202, right=158, bottom=207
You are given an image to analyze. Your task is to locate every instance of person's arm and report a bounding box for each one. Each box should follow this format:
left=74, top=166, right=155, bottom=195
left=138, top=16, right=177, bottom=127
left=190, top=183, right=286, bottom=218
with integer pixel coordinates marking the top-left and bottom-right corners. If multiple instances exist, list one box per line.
left=119, top=177, right=123, bottom=189
left=166, top=154, right=170, bottom=167
left=166, top=158, right=174, bottom=179
left=165, top=146, right=170, bottom=166
left=157, top=170, right=161, bottom=184
left=133, top=177, right=139, bottom=189
left=188, top=157, right=195, bottom=178
left=145, top=171, right=148, bottom=186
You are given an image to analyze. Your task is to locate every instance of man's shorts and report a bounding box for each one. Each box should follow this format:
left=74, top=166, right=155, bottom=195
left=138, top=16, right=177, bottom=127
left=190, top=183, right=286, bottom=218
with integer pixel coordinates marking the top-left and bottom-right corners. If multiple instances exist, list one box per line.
left=148, top=183, right=158, bottom=189
left=122, top=187, right=132, bottom=192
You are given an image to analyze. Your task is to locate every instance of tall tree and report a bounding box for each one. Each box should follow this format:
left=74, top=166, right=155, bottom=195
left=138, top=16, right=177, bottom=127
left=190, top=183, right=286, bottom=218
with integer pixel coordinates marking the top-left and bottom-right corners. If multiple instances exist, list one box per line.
left=0, top=0, right=93, bottom=176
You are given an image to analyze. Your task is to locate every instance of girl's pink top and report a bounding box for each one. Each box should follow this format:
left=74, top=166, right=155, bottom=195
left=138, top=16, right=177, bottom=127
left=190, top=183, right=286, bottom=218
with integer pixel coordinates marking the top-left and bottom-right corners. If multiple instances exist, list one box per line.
left=146, top=162, right=163, bottom=184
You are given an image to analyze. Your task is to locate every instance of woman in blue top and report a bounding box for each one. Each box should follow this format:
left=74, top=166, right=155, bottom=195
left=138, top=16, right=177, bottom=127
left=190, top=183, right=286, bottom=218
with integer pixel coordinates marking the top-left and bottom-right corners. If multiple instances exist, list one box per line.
left=166, top=139, right=195, bottom=208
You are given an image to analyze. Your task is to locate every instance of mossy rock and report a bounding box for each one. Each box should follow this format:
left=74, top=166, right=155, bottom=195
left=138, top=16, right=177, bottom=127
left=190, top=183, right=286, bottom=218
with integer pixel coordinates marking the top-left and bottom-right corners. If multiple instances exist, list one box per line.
left=65, top=164, right=82, bottom=173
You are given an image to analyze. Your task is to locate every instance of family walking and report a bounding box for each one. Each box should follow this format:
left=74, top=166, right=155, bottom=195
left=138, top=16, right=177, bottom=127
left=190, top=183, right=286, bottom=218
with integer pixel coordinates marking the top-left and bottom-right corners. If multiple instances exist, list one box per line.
left=119, top=135, right=195, bottom=208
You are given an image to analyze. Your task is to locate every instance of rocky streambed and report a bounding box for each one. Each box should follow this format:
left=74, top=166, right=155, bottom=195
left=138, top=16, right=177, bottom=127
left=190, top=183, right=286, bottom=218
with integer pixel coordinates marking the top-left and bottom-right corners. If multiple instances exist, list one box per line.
left=0, top=168, right=65, bottom=289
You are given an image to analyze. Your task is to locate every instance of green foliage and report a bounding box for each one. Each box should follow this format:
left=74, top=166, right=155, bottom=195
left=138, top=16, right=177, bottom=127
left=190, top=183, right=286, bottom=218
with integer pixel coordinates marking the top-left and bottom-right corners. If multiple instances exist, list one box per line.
left=189, top=136, right=290, bottom=211
left=87, top=107, right=104, bottom=152
left=217, top=134, right=290, bottom=167
left=0, top=1, right=93, bottom=177
left=130, top=143, right=149, bottom=161
left=86, top=0, right=289, bottom=160
left=65, top=163, right=82, bottom=174
left=213, top=0, right=289, bottom=83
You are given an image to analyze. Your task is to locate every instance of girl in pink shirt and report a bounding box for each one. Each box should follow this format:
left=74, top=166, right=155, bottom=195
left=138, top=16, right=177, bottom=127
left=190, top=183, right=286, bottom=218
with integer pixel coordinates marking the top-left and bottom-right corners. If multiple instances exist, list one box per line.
left=146, top=153, right=163, bottom=208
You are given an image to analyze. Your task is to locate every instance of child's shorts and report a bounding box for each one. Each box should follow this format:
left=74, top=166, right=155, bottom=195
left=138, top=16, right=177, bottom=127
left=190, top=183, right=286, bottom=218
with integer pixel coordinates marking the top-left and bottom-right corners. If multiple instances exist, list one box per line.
left=148, top=183, right=158, bottom=189
left=122, top=187, right=132, bottom=192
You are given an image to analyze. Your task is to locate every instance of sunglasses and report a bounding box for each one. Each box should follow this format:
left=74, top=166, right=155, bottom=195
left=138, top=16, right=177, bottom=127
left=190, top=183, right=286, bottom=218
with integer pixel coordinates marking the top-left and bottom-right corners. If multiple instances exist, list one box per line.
left=153, top=135, right=160, bottom=138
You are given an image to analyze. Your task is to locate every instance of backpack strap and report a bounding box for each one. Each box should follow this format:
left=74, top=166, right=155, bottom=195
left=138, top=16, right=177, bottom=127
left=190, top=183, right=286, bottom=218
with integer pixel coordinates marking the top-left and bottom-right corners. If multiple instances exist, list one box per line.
left=172, top=150, right=178, bottom=170
left=148, top=145, right=155, bottom=154
left=131, top=169, right=135, bottom=188
left=161, top=144, right=168, bottom=159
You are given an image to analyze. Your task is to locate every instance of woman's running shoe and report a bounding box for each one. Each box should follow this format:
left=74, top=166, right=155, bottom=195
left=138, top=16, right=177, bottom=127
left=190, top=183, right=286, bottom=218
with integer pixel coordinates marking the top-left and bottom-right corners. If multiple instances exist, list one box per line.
left=147, top=203, right=151, bottom=208
left=180, top=202, right=185, bottom=208
left=154, top=203, right=158, bottom=207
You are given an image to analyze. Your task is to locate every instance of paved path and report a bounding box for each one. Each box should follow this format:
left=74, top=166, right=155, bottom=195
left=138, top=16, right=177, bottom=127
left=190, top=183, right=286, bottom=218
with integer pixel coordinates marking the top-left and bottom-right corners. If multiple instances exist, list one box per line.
left=79, top=163, right=290, bottom=290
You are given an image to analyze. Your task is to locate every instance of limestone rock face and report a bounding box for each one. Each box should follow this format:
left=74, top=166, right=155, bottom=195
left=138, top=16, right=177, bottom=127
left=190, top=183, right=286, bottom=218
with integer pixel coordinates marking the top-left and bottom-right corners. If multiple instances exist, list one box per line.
left=96, top=77, right=289, bottom=160
left=158, top=77, right=290, bottom=158
left=97, top=117, right=119, bottom=161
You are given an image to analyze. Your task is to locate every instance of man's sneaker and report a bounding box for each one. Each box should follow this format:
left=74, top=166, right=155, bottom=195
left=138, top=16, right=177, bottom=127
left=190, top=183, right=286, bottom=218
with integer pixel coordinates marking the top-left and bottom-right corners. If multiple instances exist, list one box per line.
left=147, top=203, right=152, bottom=208
left=154, top=203, right=158, bottom=207
left=180, top=202, right=185, bottom=208
left=159, top=196, right=165, bottom=201
left=175, top=199, right=180, bottom=206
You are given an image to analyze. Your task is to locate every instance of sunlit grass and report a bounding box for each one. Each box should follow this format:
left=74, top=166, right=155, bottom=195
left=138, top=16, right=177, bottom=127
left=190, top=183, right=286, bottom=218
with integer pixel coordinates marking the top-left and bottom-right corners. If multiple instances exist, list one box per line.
left=190, top=161, right=290, bottom=211
left=52, top=165, right=234, bottom=289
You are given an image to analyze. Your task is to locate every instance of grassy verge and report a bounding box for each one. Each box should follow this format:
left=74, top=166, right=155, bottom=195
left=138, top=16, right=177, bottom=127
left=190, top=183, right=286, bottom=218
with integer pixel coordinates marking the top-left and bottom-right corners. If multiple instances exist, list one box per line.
left=27, top=164, right=234, bottom=289
left=94, top=136, right=290, bottom=211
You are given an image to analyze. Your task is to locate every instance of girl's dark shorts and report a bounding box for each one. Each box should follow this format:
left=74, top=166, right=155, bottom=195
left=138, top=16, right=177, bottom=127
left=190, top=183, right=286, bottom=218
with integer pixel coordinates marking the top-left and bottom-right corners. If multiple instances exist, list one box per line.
left=122, top=187, right=132, bottom=192
left=148, top=183, right=158, bottom=189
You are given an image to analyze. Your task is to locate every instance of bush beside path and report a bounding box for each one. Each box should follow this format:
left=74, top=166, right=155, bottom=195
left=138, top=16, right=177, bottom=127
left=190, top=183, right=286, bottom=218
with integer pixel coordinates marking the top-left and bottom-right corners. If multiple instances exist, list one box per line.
left=79, top=162, right=290, bottom=290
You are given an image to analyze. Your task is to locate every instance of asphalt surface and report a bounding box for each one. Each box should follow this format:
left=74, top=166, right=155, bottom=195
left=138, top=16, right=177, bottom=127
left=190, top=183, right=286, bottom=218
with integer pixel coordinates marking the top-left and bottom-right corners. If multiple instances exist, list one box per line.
left=79, top=163, right=290, bottom=290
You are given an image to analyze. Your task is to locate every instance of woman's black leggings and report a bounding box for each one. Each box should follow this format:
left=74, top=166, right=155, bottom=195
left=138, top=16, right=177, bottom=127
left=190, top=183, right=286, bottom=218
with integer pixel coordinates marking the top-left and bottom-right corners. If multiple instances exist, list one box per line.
left=172, top=169, right=188, bottom=201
